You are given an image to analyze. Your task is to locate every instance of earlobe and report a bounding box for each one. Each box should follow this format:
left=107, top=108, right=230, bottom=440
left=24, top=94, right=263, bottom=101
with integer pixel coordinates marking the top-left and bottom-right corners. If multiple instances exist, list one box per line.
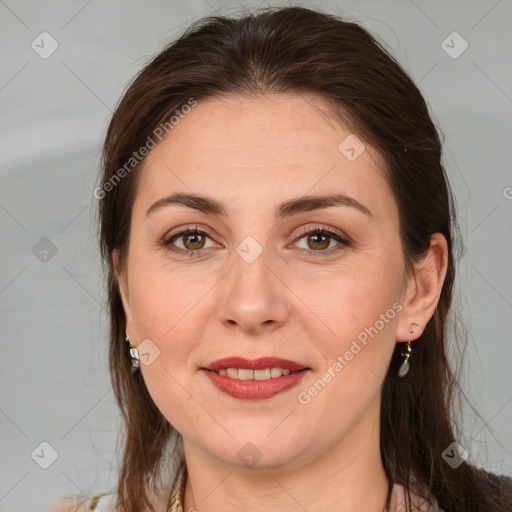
left=395, top=233, right=449, bottom=342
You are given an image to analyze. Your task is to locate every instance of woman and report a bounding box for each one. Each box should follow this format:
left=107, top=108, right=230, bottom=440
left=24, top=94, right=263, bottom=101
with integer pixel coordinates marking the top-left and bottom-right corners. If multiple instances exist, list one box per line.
left=54, top=5, right=511, bottom=512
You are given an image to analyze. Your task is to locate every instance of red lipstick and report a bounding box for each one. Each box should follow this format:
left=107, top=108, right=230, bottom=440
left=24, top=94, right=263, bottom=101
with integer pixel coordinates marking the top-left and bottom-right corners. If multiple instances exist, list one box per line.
left=201, top=356, right=310, bottom=400
left=203, top=356, right=308, bottom=372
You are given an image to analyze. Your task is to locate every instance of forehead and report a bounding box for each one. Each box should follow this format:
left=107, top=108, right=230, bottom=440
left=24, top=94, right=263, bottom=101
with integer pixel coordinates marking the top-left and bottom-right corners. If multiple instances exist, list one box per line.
left=134, top=93, right=395, bottom=221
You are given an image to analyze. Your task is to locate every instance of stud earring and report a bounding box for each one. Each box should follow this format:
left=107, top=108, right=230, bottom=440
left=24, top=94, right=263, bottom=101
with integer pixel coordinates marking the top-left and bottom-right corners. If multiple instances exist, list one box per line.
left=398, top=322, right=420, bottom=377
left=125, top=333, right=140, bottom=368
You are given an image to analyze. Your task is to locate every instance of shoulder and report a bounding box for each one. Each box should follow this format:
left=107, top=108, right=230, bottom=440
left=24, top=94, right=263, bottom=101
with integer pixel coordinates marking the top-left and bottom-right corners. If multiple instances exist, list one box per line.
left=45, top=493, right=116, bottom=512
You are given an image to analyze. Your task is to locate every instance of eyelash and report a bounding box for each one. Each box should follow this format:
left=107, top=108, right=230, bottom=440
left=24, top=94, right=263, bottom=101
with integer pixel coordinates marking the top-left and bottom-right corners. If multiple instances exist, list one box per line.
left=162, top=225, right=351, bottom=258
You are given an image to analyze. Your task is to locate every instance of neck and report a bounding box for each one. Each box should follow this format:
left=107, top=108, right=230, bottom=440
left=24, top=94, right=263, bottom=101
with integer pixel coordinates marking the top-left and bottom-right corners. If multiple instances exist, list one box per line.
left=182, top=397, right=390, bottom=511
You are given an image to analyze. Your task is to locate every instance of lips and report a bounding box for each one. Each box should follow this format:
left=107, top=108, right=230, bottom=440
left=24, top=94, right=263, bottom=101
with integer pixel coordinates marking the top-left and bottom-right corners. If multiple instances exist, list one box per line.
left=202, top=367, right=310, bottom=400
left=200, top=356, right=311, bottom=400
left=202, top=356, right=309, bottom=372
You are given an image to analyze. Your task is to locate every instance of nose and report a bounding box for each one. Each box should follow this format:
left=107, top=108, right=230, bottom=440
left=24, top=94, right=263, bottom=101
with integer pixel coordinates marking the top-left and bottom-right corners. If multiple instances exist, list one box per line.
left=216, top=249, right=289, bottom=336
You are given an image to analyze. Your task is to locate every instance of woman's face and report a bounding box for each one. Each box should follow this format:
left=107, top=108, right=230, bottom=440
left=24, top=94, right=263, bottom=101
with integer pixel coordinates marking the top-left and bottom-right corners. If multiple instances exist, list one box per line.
left=118, top=93, right=417, bottom=471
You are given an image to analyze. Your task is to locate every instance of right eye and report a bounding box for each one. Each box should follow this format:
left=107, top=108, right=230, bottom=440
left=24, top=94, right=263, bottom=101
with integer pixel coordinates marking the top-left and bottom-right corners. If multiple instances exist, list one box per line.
left=163, top=227, right=218, bottom=255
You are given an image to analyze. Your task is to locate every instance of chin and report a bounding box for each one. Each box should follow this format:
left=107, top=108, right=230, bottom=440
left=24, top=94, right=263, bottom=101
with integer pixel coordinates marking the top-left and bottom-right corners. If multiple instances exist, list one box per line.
left=194, top=426, right=309, bottom=470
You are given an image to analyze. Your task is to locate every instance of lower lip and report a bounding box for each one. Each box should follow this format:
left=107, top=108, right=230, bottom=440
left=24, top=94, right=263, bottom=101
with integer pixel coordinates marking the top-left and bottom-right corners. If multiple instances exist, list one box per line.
left=201, top=369, right=310, bottom=400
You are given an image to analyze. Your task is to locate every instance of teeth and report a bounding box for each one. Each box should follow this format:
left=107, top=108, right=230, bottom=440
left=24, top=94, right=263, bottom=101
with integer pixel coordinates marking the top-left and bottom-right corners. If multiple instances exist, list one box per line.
left=214, top=367, right=294, bottom=380
left=254, top=368, right=271, bottom=380
left=238, top=369, right=253, bottom=380
left=271, top=367, right=289, bottom=377
left=226, top=368, right=238, bottom=379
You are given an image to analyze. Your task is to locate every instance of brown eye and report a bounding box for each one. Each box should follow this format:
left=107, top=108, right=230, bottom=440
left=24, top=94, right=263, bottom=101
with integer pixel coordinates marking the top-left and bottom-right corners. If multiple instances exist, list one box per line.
left=163, top=226, right=350, bottom=257
left=306, top=232, right=331, bottom=250
left=294, top=227, right=351, bottom=255
left=182, top=231, right=206, bottom=250
left=164, top=228, right=215, bottom=255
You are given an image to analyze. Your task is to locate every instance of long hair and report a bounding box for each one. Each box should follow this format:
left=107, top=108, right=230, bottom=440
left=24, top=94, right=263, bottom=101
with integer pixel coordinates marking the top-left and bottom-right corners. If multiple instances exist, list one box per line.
left=97, top=6, right=511, bottom=511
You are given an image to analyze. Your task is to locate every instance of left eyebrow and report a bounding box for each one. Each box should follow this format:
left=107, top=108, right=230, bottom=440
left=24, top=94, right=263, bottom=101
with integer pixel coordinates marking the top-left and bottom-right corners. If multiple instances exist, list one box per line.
left=145, top=192, right=373, bottom=220
left=276, top=193, right=373, bottom=219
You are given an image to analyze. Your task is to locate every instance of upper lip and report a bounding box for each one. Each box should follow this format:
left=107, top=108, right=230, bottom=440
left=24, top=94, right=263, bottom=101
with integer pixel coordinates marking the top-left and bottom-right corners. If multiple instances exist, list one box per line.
left=202, top=357, right=309, bottom=372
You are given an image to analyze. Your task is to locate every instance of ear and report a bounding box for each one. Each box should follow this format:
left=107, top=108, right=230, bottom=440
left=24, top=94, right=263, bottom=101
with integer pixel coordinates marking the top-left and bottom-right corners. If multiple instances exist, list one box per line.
left=112, top=249, right=135, bottom=339
left=395, top=233, right=449, bottom=342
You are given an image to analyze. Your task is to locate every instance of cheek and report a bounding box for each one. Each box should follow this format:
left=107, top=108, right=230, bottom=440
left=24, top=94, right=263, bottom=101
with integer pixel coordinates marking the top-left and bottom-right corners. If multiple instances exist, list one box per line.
left=298, top=250, right=403, bottom=341
left=293, top=252, right=403, bottom=409
left=294, top=271, right=400, bottom=436
left=127, top=244, right=209, bottom=340
left=128, top=258, right=209, bottom=430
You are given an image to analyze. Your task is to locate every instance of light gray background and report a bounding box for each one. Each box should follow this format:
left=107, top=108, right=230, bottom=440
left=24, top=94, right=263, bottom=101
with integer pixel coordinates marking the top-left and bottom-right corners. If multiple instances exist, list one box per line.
left=1, top=0, right=511, bottom=510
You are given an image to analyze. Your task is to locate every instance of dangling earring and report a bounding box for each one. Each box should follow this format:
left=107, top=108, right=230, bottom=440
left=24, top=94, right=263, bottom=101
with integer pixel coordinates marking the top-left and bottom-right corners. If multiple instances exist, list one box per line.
left=125, top=333, right=140, bottom=368
left=398, top=322, right=419, bottom=377
left=398, top=342, right=411, bottom=377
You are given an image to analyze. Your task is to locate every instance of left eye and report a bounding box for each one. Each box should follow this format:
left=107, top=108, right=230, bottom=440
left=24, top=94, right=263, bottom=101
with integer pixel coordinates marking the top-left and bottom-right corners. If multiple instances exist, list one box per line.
left=293, top=227, right=348, bottom=253
left=163, top=226, right=350, bottom=255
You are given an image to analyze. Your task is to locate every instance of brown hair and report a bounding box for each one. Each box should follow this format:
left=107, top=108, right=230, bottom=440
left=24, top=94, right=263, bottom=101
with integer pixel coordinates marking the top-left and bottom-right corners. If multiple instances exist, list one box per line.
left=97, top=6, right=511, bottom=512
